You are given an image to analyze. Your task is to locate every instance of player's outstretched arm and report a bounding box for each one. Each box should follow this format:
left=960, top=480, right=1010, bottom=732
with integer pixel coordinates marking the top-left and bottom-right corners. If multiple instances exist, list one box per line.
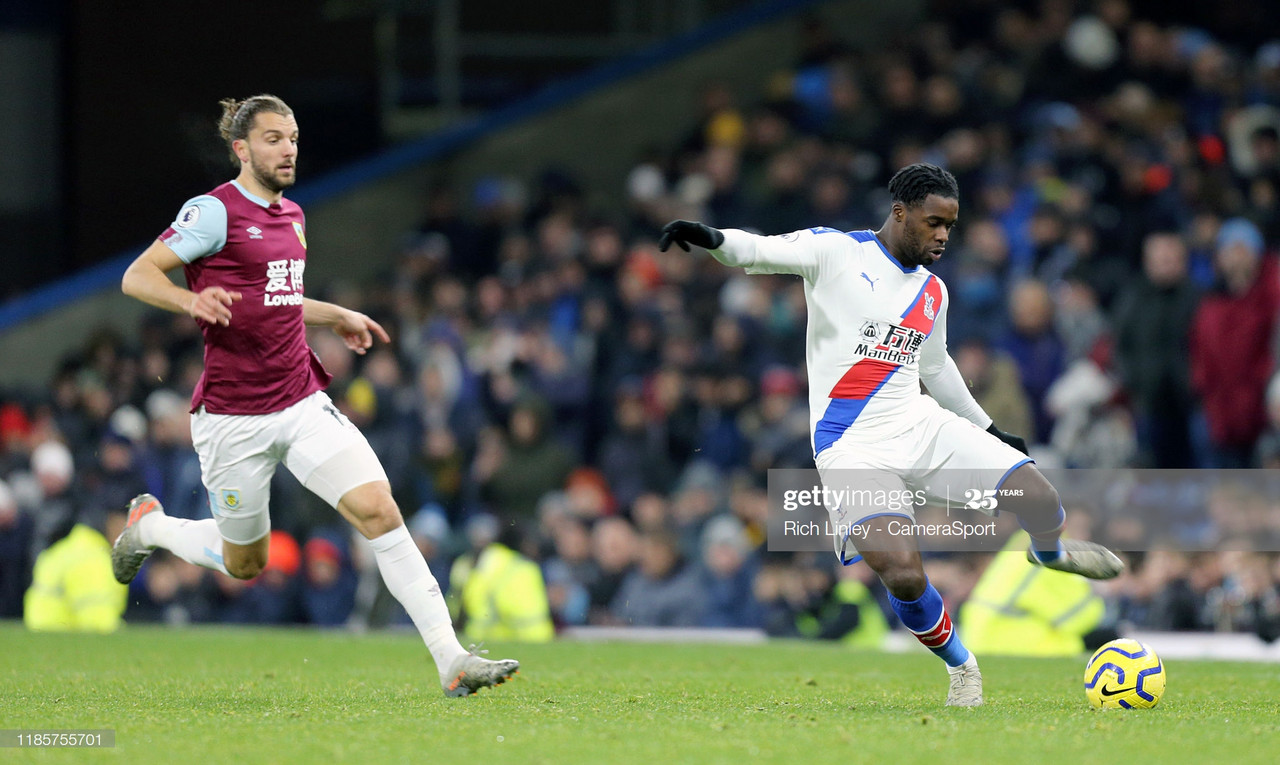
left=659, top=220, right=826, bottom=280
left=122, top=241, right=241, bottom=326
left=302, top=298, right=390, bottom=355
left=657, top=220, right=725, bottom=252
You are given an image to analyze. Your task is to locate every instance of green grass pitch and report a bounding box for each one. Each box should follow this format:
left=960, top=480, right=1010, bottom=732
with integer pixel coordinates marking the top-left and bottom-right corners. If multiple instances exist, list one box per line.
left=2, top=624, right=1278, bottom=763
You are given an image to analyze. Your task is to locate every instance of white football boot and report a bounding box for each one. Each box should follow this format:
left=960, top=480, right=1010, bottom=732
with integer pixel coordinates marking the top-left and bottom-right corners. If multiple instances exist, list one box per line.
left=443, top=649, right=519, bottom=697
left=1026, top=539, right=1124, bottom=580
left=946, top=653, right=984, bottom=707
left=111, top=493, right=165, bottom=584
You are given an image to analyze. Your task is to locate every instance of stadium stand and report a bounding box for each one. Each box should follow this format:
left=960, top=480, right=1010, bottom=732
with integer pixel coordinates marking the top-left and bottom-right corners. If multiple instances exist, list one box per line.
left=2, top=0, right=1280, bottom=649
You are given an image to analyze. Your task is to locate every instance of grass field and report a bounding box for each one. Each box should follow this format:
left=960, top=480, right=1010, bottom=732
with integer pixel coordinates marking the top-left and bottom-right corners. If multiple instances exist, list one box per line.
left=2, top=624, right=1278, bottom=764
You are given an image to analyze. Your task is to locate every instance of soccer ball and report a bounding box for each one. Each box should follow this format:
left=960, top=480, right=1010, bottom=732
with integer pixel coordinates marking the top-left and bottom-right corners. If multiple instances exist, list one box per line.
left=1083, top=638, right=1166, bottom=709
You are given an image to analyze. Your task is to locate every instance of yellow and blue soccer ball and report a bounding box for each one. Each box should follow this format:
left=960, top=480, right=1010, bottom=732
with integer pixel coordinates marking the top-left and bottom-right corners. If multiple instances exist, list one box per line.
left=1083, top=638, right=1166, bottom=709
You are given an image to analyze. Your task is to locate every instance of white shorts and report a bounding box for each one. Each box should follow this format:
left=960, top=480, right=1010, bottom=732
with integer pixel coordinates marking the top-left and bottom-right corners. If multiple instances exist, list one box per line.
left=191, top=390, right=388, bottom=544
left=816, top=399, right=1031, bottom=561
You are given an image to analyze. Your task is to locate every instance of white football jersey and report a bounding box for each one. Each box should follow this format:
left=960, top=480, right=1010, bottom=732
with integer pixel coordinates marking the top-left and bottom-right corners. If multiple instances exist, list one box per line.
left=712, top=226, right=987, bottom=457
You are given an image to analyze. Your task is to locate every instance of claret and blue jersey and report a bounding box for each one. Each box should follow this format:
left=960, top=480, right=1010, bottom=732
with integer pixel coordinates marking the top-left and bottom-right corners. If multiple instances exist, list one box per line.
left=157, top=180, right=330, bottom=415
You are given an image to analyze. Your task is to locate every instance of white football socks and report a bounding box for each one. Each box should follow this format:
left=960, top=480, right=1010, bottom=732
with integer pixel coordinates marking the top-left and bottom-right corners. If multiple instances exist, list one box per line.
left=138, top=515, right=231, bottom=576
left=369, top=524, right=468, bottom=683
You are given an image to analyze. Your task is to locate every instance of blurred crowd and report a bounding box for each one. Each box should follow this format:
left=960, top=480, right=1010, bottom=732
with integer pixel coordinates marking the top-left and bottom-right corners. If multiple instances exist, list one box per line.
left=4, top=0, right=1280, bottom=647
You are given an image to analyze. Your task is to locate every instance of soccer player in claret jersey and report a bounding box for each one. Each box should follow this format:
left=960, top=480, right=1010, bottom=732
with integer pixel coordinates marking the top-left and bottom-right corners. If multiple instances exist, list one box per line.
left=113, top=94, right=517, bottom=697
left=659, top=163, right=1122, bottom=706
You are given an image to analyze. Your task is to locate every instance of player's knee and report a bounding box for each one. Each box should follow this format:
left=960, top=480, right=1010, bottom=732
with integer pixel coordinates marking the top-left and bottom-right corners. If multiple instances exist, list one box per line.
left=223, top=541, right=268, bottom=580
left=1004, top=465, right=1059, bottom=514
left=341, top=485, right=403, bottom=538
left=365, top=504, right=404, bottom=537
left=879, top=566, right=927, bottom=601
left=1039, top=484, right=1061, bottom=512
left=225, top=558, right=264, bottom=580
left=1022, top=480, right=1060, bottom=516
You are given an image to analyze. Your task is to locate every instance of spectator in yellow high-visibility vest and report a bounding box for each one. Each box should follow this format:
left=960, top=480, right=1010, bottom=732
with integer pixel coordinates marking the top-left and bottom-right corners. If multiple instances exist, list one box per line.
left=794, top=562, right=890, bottom=649
left=459, top=521, right=554, bottom=643
left=25, top=512, right=127, bottom=633
left=960, top=531, right=1108, bottom=657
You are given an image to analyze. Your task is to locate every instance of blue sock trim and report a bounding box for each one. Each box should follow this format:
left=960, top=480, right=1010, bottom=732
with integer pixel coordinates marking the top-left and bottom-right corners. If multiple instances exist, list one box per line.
left=934, top=635, right=970, bottom=667
left=1019, top=505, right=1065, bottom=562
left=1030, top=544, right=1063, bottom=563
left=888, top=580, right=970, bottom=667
left=834, top=511, right=912, bottom=566
left=991, top=458, right=1035, bottom=518
left=994, top=457, right=1034, bottom=492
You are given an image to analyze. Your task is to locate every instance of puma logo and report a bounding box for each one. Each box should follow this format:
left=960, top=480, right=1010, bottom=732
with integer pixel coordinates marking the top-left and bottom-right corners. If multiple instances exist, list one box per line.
left=861, top=272, right=879, bottom=290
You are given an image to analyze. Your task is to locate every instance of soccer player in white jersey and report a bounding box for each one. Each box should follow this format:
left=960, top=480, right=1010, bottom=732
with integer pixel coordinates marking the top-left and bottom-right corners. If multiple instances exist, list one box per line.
left=111, top=94, right=517, bottom=696
left=659, top=163, right=1122, bottom=706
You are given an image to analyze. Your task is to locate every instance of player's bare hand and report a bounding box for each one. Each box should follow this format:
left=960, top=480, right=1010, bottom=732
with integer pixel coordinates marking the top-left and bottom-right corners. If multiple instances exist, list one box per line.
left=188, top=286, right=242, bottom=326
left=333, top=310, right=390, bottom=354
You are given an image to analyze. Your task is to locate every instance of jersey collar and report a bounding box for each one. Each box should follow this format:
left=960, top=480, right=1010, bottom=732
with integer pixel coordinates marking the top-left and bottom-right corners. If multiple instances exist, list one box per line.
left=874, top=233, right=918, bottom=273
left=231, top=180, right=275, bottom=209
left=853, top=230, right=919, bottom=273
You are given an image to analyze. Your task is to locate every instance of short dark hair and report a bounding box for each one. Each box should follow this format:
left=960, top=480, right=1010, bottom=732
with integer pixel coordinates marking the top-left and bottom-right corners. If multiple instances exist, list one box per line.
left=888, top=163, right=959, bottom=208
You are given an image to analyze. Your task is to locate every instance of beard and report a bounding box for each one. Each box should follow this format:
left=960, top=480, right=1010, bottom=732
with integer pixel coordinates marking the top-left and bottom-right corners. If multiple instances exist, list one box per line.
left=901, top=229, right=932, bottom=267
left=249, top=153, right=296, bottom=193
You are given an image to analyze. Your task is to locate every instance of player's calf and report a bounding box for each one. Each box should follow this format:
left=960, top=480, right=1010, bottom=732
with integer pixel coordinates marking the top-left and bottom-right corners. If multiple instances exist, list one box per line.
left=890, top=580, right=973, bottom=668
left=861, top=546, right=973, bottom=668
left=998, top=464, right=1066, bottom=561
left=876, top=565, right=927, bottom=601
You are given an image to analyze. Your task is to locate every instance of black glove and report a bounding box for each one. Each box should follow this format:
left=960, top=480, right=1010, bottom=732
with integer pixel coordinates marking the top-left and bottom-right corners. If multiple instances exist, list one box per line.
left=987, top=423, right=1029, bottom=456
left=658, top=220, right=725, bottom=252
